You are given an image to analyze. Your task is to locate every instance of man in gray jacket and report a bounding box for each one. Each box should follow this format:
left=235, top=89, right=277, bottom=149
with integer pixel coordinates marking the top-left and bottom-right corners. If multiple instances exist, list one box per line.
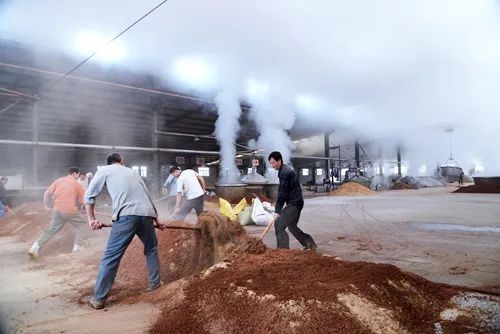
left=85, top=152, right=166, bottom=309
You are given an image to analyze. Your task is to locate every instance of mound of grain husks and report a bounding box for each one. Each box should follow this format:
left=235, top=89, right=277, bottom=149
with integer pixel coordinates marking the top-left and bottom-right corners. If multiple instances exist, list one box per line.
left=150, top=250, right=487, bottom=333
left=330, top=182, right=377, bottom=196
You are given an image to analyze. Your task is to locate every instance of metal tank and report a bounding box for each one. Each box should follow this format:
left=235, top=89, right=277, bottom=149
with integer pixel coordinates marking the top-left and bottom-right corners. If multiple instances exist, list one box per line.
left=214, top=183, right=247, bottom=203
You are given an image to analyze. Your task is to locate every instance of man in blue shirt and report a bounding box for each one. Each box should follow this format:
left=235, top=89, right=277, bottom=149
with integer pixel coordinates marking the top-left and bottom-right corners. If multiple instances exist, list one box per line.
left=163, top=166, right=181, bottom=213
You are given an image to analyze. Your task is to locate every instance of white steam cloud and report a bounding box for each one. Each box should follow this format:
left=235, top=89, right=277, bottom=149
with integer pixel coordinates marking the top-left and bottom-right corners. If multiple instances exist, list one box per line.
left=1, top=1, right=499, bottom=175
left=214, top=89, right=241, bottom=184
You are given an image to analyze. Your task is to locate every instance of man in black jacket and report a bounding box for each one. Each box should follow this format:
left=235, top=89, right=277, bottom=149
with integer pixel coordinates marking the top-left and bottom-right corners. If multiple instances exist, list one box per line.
left=268, top=151, right=317, bottom=250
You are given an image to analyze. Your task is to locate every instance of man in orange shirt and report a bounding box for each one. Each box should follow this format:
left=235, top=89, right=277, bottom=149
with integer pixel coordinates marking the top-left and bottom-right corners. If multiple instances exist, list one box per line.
left=29, top=166, right=88, bottom=259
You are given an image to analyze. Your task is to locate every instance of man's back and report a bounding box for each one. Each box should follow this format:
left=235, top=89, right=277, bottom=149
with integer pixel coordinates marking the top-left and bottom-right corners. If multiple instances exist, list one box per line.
left=47, top=176, right=84, bottom=214
left=177, top=169, right=204, bottom=200
left=276, top=164, right=304, bottom=213
left=85, top=164, right=156, bottom=220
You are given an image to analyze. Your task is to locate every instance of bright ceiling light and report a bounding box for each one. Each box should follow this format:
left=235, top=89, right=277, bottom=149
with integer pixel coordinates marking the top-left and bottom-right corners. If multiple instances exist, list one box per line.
left=171, top=56, right=216, bottom=89
left=74, top=31, right=126, bottom=62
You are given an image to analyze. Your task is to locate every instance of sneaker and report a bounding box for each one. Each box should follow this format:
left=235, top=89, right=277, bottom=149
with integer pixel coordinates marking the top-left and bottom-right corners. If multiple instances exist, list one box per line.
left=28, top=248, right=39, bottom=259
left=90, top=298, right=105, bottom=310
left=28, top=242, right=40, bottom=259
left=145, top=280, right=164, bottom=292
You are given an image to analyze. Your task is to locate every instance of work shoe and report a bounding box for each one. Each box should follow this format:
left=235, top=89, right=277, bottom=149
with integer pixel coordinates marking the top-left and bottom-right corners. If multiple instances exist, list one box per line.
left=28, top=248, right=39, bottom=259
left=145, top=280, right=164, bottom=292
left=303, top=243, right=318, bottom=252
left=90, top=298, right=105, bottom=310
left=28, top=242, right=40, bottom=259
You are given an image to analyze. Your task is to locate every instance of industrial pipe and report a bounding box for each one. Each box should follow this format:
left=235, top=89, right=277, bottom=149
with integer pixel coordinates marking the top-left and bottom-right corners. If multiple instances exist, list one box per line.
left=0, top=139, right=344, bottom=160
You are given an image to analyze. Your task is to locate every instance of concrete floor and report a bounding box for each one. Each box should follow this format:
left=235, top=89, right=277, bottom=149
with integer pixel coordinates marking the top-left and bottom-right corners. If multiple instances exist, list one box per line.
left=251, top=186, right=500, bottom=291
left=1, top=186, right=498, bottom=333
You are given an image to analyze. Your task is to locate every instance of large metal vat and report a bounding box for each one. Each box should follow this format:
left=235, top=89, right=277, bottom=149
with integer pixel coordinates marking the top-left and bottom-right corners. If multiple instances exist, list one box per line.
left=439, top=166, right=463, bottom=183
left=264, top=183, right=279, bottom=200
left=241, top=169, right=269, bottom=198
left=215, top=183, right=247, bottom=203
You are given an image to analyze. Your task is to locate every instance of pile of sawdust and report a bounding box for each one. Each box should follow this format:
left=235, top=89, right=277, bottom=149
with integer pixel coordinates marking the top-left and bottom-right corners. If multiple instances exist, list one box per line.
left=453, top=184, right=500, bottom=194
left=392, top=182, right=413, bottom=190
left=0, top=202, right=78, bottom=256
left=150, top=250, right=483, bottom=334
left=330, top=182, right=377, bottom=196
left=114, top=212, right=266, bottom=301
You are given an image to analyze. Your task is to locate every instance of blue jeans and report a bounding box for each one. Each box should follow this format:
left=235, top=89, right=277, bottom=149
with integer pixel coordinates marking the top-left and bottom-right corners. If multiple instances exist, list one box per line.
left=93, top=215, right=160, bottom=302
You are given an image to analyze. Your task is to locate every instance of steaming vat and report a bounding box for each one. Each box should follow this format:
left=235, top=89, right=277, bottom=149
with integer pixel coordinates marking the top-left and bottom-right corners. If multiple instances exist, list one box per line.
left=241, top=170, right=268, bottom=198
left=439, top=166, right=463, bottom=183
left=215, top=183, right=247, bottom=202
left=264, top=183, right=279, bottom=199
left=439, top=156, right=463, bottom=183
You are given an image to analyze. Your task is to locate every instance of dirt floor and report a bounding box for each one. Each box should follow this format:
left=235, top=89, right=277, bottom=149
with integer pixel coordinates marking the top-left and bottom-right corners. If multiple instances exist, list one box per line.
left=0, top=186, right=498, bottom=333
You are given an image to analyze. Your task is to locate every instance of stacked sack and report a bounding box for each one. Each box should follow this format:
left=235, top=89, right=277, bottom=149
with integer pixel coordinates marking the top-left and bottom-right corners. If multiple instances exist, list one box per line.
left=218, top=197, right=275, bottom=226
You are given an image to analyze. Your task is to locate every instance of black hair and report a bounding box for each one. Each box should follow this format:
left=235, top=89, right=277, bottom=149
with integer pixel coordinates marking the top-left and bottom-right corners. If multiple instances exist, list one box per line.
left=169, top=166, right=181, bottom=174
left=0, top=176, right=7, bottom=182
left=268, top=151, right=283, bottom=162
left=68, top=166, right=80, bottom=175
left=107, top=152, right=123, bottom=165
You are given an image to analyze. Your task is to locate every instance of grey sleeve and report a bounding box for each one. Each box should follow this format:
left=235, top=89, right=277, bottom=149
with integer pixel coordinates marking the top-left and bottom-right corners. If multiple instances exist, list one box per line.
left=137, top=174, right=158, bottom=216
left=84, top=170, right=106, bottom=205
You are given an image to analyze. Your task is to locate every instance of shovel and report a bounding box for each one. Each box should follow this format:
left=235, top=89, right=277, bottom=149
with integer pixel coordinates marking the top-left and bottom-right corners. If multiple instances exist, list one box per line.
left=260, top=217, right=276, bottom=239
left=95, top=210, right=200, bottom=231
left=101, top=221, right=200, bottom=231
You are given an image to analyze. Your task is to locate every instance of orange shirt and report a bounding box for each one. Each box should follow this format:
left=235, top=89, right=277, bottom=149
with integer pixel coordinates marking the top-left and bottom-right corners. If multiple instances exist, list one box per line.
left=45, top=176, right=85, bottom=214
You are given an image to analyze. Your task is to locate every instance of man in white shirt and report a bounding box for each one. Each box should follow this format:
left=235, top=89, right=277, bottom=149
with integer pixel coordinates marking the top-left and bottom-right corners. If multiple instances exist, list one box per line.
left=169, top=169, right=205, bottom=221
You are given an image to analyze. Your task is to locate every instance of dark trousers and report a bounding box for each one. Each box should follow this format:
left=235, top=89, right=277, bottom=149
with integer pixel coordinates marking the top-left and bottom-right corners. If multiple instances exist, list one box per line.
left=275, top=205, right=315, bottom=249
left=170, top=195, right=204, bottom=221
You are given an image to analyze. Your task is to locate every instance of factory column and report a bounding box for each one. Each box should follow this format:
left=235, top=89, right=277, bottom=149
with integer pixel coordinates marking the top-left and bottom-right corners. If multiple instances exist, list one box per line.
left=324, top=132, right=330, bottom=179
left=152, top=109, right=160, bottom=198
left=32, top=102, right=39, bottom=185
left=378, top=146, right=383, bottom=175
left=397, top=146, right=402, bottom=177
left=355, top=140, right=360, bottom=173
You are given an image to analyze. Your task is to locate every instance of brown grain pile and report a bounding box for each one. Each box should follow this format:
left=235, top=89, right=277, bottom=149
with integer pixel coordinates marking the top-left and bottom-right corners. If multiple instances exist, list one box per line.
left=453, top=184, right=500, bottom=194
left=0, top=202, right=77, bottom=256
left=392, top=182, right=413, bottom=190
left=330, top=182, right=377, bottom=196
left=115, top=212, right=267, bottom=299
left=150, top=250, right=481, bottom=334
